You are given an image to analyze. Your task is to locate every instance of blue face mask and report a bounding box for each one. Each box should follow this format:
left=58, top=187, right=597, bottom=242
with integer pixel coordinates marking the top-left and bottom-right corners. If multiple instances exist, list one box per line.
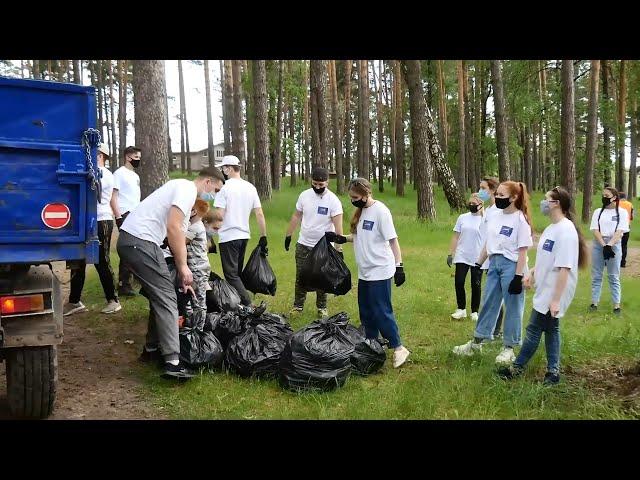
left=200, top=191, right=216, bottom=202
left=478, top=189, right=491, bottom=202
left=540, top=199, right=551, bottom=216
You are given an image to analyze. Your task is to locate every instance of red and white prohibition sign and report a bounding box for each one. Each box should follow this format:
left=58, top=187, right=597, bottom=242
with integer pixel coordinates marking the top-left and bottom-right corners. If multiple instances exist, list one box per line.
left=41, top=203, right=71, bottom=229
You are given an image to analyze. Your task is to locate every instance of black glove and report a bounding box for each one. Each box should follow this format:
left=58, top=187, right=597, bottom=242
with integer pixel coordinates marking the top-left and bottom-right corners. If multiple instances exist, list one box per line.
left=508, top=274, right=523, bottom=295
left=258, top=236, right=268, bottom=254
left=394, top=265, right=406, bottom=287
left=160, top=237, right=169, bottom=250
left=447, top=254, right=453, bottom=268
left=285, top=235, right=292, bottom=251
left=116, top=217, right=124, bottom=229
left=325, top=231, right=347, bottom=244
left=603, top=245, right=615, bottom=260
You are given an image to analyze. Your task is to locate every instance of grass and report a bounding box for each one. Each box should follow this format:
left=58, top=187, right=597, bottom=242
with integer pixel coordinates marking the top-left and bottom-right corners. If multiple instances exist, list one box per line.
left=79, top=177, right=640, bottom=419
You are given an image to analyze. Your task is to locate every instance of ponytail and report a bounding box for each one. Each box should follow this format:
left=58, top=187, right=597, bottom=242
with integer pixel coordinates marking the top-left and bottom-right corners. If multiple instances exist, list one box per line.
left=551, top=186, right=589, bottom=269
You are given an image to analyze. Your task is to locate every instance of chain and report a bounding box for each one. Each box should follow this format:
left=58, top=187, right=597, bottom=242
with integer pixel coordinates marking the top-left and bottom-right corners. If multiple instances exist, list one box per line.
left=82, top=128, right=102, bottom=192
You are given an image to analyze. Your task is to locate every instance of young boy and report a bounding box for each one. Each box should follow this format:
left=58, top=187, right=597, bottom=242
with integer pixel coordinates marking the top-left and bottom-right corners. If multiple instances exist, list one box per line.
left=185, top=199, right=212, bottom=315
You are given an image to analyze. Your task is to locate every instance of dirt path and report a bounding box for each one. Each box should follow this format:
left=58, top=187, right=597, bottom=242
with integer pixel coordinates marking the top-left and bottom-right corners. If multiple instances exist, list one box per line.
left=0, top=263, right=164, bottom=420
left=622, top=246, right=640, bottom=278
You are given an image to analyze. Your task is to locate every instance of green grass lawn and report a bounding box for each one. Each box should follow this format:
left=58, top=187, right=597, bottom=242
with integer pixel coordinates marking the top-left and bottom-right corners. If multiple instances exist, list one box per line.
left=80, top=177, right=640, bottom=419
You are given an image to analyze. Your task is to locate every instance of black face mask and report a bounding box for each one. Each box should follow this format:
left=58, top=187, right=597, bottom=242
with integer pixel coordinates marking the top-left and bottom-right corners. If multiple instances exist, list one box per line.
left=495, top=197, right=512, bottom=210
left=222, top=170, right=229, bottom=181
left=468, top=204, right=480, bottom=213
left=351, top=198, right=367, bottom=209
left=602, top=196, right=612, bottom=207
left=130, top=159, right=140, bottom=169
left=312, top=186, right=326, bottom=195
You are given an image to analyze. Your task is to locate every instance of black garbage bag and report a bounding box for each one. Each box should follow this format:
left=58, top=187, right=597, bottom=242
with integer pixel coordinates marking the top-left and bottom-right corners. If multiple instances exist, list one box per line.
left=241, top=245, right=277, bottom=296
left=179, top=327, right=224, bottom=370
left=183, top=308, right=207, bottom=330
left=206, top=272, right=241, bottom=313
left=225, top=315, right=294, bottom=378
left=279, top=312, right=355, bottom=392
left=300, top=236, right=352, bottom=296
left=204, top=311, right=248, bottom=349
left=344, top=324, right=387, bottom=375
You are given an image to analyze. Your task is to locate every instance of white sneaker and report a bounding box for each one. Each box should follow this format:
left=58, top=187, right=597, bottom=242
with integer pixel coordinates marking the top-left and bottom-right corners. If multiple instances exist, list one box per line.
left=63, top=301, right=88, bottom=316
left=470, top=312, right=479, bottom=322
left=393, top=346, right=411, bottom=368
left=452, top=340, right=482, bottom=356
left=101, top=300, right=122, bottom=314
left=451, top=309, right=467, bottom=320
left=495, top=347, right=516, bottom=365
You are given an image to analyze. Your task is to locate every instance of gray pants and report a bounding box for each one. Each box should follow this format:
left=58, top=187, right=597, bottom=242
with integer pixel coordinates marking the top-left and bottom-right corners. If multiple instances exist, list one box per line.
left=116, top=231, right=180, bottom=362
left=219, top=239, right=252, bottom=306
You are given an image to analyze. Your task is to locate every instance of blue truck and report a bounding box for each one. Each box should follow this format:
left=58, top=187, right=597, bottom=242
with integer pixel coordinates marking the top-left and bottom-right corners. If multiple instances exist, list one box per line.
left=0, top=77, right=101, bottom=418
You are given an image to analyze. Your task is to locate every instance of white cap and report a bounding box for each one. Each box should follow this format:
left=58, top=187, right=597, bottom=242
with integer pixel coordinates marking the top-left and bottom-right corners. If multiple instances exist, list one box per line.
left=220, top=155, right=240, bottom=167
left=98, top=143, right=110, bottom=158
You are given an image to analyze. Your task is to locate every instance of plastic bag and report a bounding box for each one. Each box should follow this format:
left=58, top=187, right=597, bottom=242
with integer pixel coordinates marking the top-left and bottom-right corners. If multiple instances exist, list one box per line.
left=300, top=236, right=352, bottom=296
left=179, top=327, right=224, bottom=370
left=241, top=245, right=277, bottom=296
left=225, top=315, right=293, bottom=378
left=204, top=311, right=247, bottom=349
left=279, top=312, right=354, bottom=392
left=206, top=272, right=241, bottom=313
left=344, top=324, right=387, bottom=375
left=183, top=308, right=207, bottom=330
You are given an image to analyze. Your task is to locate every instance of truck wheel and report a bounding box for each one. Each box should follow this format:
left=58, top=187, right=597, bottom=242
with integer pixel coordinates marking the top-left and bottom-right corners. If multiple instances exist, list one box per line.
left=6, top=346, right=57, bottom=419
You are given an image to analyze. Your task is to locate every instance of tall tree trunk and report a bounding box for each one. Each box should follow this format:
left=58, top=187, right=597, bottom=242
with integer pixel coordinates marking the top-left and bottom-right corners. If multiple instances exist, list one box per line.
left=204, top=60, right=215, bottom=166
left=343, top=60, right=353, bottom=185
left=560, top=60, right=576, bottom=196
left=394, top=60, right=405, bottom=196
left=310, top=60, right=328, bottom=169
left=456, top=61, right=467, bottom=193
left=376, top=60, right=385, bottom=192
left=131, top=60, right=170, bottom=198
left=231, top=60, right=245, bottom=175
left=328, top=60, right=343, bottom=193
left=220, top=60, right=231, bottom=155
left=463, top=61, right=476, bottom=190
left=303, top=61, right=311, bottom=181
left=288, top=66, right=297, bottom=188
left=244, top=60, right=255, bottom=183
left=629, top=95, right=638, bottom=198
left=272, top=60, right=284, bottom=189
left=540, top=60, right=553, bottom=191
left=118, top=60, right=128, bottom=168
left=33, top=59, right=40, bottom=79
left=73, top=60, right=81, bottom=84
left=490, top=60, right=511, bottom=181
left=523, top=125, right=532, bottom=191
left=480, top=64, right=488, bottom=176
left=404, top=60, right=436, bottom=220
left=107, top=61, right=117, bottom=170
left=97, top=60, right=104, bottom=137
left=474, top=61, right=483, bottom=187
left=358, top=60, right=371, bottom=179
left=532, top=123, right=538, bottom=191
left=223, top=60, right=234, bottom=155
left=601, top=60, right=612, bottom=186
left=252, top=60, right=272, bottom=200
left=436, top=60, right=448, bottom=158
left=616, top=60, right=627, bottom=191
left=57, top=60, right=65, bottom=82
left=177, top=60, right=188, bottom=173
left=583, top=60, right=601, bottom=222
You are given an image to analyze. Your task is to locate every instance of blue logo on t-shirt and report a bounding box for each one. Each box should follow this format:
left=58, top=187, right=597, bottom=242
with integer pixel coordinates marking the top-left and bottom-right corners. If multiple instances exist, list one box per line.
left=542, top=239, right=555, bottom=252
left=317, top=206, right=329, bottom=215
left=499, top=226, right=513, bottom=237
left=363, top=220, right=374, bottom=231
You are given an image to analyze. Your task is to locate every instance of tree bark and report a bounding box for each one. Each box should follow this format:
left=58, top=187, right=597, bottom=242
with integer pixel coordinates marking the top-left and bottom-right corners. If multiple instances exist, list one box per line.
left=220, top=60, right=231, bottom=155
left=310, top=60, right=328, bottom=169
left=252, top=60, right=272, bottom=200
left=243, top=60, right=255, bottom=183
left=601, top=60, right=612, bottom=186
left=73, top=60, right=81, bottom=84
left=97, top=60, right=104, bottom=138
left=131, top=60, right=170, bottom=198
left=404, top=60, right=436, bottom=220
left=328, top=60, right=344, bottom=193
left=523, top=124, right=532, bottom=191
left=463, top=61, right=476, bottom=190
left=177, top=60, right=192, bottom=174
left=118, top=60, right=128, bottom=168
left=629, top=95, right=638, bottom=198
left=473, top=61, right=483, bottom=188
left=583, top=60, right=601, bottom=222
left=616, top=60, right=627, bottom=191
left=358, top=60, right=371, bottom=179
left=303, top=61, right=311, bottom=181
left=394, top=60, right=405, bottom=196
left=376, top=60, right=385, bottom=193
left=436, top=60, right=448, bottom=158
left=490, top=60, right=511, bottom=181
left=107, top=61, right=117, bottom=170
left=456, top=61, right=467, bottom=193
left=231, top=60, right=246, bottom=174
left=272, top=60, right=284, bottom=189
left=223, top=60, right=234, bottom=155
left=343, top=60, right=353, bottom=185
left=33, top=59, right=40, bottom=79
left=288, top=64, right=297, bottom=188
left=204, top=60, right=215, bottom=166
left=560, top=60, right=576, bottom=196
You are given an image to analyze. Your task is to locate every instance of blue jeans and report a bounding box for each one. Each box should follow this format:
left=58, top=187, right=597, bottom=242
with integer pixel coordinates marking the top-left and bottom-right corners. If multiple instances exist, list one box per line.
left=514, top=309, right=560, bottom=374
left=358, top=278, right=401, bottom=348
left=591, top=240, right=622, bottom=305
left=474, top=255, right=525, bottom=347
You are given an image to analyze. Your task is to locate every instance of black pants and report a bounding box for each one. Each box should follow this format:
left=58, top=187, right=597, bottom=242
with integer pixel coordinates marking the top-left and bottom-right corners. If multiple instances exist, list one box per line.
left=455, top=263, right=483, bottom=312
left=219, top=239, right=252, bottom=306
left=70, top=220, right=118, bottom=303
left=621, top=231, right=630, bottom=267
left=117, top=211, right=134, bottom=290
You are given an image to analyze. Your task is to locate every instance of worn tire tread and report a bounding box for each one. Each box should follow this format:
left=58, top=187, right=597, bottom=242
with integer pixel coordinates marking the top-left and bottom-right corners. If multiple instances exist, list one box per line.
left=6, top=346, right=57, bottom=419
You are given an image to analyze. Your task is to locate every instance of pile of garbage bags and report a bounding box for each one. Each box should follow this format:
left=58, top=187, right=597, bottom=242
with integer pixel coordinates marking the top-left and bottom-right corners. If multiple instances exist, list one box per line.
left=299, top=236, right=352, bottom=296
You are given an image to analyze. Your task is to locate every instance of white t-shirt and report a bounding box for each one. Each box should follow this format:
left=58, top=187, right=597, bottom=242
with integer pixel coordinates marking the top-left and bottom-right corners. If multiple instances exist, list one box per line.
left=214, top=178, right=262, bottom=243
left=453, top=212, right=484, bottom=266
left=480, top=204, right=501, bottom=270
left=532, top=218, right=579, bottom=318
left=112, top=166, right=141, bottom=214
left=121, top=179, right=197, bottom=246
left=485, top=209, right=533, bottom=263
left=97, top=166, right=114, bottom=222
left=353, top=201, right=397, bottom=281
left=295, top=188, right=343, bottom=248
left=590, top=207, right=630, bottom=238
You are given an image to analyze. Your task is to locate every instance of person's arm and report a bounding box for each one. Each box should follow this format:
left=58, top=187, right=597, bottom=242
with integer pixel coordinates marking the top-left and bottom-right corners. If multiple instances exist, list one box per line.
left=608, top=230, right=624, bottom=246
left=389, top=237, right=402, bottom=265
left=549, top=267, right=570, bottom=317
left=286, top=210, right=303, bottom=237
left=254, top=207, right=267, bottom=237
left=515, top=246, right=527, bottom=276
left=216, top=207, right=226, bottom=221
left=593, top=229, right=607, bottom=247
left=332, top=214, right=344, bottom=251
left=449, top=233, right=460, bottom=256
left=167, top=206, right=192, bottom=288
left=523, top=267, right=535, bottom=289
left=476, top=245, right=488, bottom=266
left=110, top=189, right=121, bottom=219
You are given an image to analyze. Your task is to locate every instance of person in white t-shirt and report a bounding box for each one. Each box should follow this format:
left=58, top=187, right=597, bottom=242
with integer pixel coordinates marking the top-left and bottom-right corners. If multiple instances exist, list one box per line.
left=111, top=146, right=142, bottom=297
left=447, top=195, right=484, bottom=321
left=498, top=186, right=588, bottom=386
left=589, top=186, right=630, bottom=314
left=63, top=143, right=122, bottom=317
left=214, top=155, right=267, bottom=306
left=285, top=166, right=344, bottom=318
left=116, top=166, right=224, bottom=380
left=325, top=178, right=411, bottom=369
left=453, top=181, right=533, bottom=366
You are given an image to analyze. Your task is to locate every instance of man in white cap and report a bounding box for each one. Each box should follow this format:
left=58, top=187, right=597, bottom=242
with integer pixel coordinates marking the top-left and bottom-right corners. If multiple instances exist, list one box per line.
left=214, top=155, right=268, bottom=306
left=63, top=143, right=122, bottom=316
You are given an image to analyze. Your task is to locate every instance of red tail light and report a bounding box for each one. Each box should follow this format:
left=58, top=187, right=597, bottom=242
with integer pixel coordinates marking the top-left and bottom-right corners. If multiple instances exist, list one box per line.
left=1, top=294, right=45, bottom=315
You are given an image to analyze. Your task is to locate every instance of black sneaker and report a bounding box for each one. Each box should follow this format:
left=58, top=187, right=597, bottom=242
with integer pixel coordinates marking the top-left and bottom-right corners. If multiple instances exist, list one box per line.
left=589, top=304, right=598, bottom=312
left=118, top=287, right=138, bottom=297
left=543, top=372, right=560, bottom=386
left=497, top=365, right=523, bottom=380
left=138, top=347, right=163, bottom=366
left=161, top=362, right=196, bottom=380
left=613, top=308, right=622, bottom=316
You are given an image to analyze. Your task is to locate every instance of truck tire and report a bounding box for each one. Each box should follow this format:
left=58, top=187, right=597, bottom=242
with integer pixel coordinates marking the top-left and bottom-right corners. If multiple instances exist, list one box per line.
left=5, top=346, right=57, bottom=419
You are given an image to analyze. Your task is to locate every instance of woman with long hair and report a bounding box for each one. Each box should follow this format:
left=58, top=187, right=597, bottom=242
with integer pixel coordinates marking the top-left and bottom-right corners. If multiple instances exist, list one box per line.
left=453, top=181, right=533, bottom=365
left=325, top=178, right=411, bottom=368
left=499, top=186, right=588, bottom=385
left=589, top=186, right=630, bottom=314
